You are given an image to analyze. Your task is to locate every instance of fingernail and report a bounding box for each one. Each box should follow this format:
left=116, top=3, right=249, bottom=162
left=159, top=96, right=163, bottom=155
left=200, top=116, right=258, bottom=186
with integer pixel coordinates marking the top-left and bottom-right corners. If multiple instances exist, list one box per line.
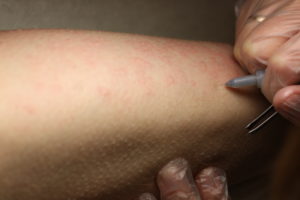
left=158, top=158, right=190, bottom=184
left=196, top=167, right=229, bottom=200
left=139, top=193, right=157, bottom=200
left=157, top=158, right=200, bottom=200
left=281, top=94, right=300, bottom=125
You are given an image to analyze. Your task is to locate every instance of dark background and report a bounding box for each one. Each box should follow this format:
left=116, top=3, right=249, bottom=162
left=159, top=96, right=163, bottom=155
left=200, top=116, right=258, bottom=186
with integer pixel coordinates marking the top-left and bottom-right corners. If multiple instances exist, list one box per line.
left=0, top=0, right=237, bottom=43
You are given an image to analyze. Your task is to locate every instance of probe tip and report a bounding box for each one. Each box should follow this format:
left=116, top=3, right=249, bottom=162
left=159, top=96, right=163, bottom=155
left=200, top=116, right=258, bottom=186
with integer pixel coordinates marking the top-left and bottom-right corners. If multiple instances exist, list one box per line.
left=225, top=79, right=238, bottom=88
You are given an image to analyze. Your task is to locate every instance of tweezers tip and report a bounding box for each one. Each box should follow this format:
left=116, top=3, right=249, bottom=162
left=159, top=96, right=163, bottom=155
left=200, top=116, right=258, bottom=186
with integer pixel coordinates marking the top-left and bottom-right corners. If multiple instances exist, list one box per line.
left=245, top=123, right=252, bottom=129
left=245, top=105, right=278, bottom=135
left=247, top=129, right=257, bottom=135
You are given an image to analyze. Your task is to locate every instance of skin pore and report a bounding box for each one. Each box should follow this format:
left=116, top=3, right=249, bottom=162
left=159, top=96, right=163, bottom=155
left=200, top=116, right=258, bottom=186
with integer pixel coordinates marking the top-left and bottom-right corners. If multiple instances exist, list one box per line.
left=0, top=30, right=292, bottom=200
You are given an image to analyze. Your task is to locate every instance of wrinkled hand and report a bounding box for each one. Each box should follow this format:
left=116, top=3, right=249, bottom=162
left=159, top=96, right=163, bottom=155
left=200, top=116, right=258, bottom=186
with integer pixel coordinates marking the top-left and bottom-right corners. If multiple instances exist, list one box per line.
left=139, top=158, right=229, bottom=200
left=234, top=0, right=300, bottom=125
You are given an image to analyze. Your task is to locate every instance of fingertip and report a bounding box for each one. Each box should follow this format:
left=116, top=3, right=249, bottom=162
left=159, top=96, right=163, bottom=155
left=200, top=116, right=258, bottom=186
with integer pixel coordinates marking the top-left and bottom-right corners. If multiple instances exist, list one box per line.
left=195, top=167, right=227, bottom=187
left=195, top=167, right=229, bottom=200
left=273, top=86, right=295, bottom=108
left=139, top=193, right=157, bottom=200
left=157, top=158, right=188, bottom=185
left=156, top=158, right=201, bottom=200
left=156, top=158, right=189, bottom=193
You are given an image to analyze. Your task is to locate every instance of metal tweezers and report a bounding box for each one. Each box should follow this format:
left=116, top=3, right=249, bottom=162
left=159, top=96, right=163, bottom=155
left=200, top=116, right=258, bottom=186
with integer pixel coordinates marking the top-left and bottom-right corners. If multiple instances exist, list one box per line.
left=246, top=105, right=278, bottom=134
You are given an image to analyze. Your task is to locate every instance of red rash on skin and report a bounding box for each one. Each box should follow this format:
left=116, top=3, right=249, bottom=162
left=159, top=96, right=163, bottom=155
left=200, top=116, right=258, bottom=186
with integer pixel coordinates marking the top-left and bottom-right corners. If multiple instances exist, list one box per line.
left=34, top=81, right=45, bottom=91
left=131, top=56, right=155, bottom=96
left=164, top=73, right=198, bottom=87
left=49, top=83, right=63, bottom=93
left=79, top=35, right=106, bottom=48
left=22, top=104, right=36, bottom=115
left=112, top=66, right=129, bottom=77
left=102, top=37, right=240, bottom=98
left=190, top=80, right=197, bottom=87
left=129, top=38, right=203, bottom=88
left=129, top=38, right=174, bottom=66
left=184, top=44, right=243, bottom=83
left=119, top=88, right=132, bottom=105
left=165, top=74, right=177, bottom=86
left=97, top=86, right=112, bottom=98
left=131, top=40, right=155, bottom=55
left=38, top=34, right=107, bottom=70
left=33, top=81, right=63, bottom=94
left=165, top=40, right=202, bottom=59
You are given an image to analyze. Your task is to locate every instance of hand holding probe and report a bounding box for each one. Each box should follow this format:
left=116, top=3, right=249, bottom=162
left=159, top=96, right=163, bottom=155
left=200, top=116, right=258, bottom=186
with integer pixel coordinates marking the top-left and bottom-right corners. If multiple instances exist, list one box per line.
left=225, top=70, right=278, bottom=134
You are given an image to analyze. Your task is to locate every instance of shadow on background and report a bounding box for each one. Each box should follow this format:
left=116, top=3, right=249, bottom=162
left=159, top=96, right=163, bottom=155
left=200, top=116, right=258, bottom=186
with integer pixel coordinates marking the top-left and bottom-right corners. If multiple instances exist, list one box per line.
left=0, top=0, right=236, bottom=43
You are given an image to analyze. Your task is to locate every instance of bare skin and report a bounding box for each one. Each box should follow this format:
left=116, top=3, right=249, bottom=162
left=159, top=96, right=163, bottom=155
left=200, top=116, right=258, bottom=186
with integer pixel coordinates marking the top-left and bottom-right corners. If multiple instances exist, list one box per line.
left=0, top=30, right=292, bottom=200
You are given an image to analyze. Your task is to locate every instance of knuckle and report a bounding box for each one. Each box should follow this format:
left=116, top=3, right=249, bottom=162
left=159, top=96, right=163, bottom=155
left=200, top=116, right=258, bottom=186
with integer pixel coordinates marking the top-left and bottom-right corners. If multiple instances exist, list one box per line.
left=269, top=54, right=287, bottom=72
left=241, top=39, right=257, bottom=58
left=240, top=39, right=265, bottom=73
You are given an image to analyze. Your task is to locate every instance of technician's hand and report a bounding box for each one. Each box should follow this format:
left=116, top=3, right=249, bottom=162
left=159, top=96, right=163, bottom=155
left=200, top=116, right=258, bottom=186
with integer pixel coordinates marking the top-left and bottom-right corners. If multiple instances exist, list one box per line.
left=139, top=158, right=229, bottom=200
left=234, top=0, right=300, bottom=125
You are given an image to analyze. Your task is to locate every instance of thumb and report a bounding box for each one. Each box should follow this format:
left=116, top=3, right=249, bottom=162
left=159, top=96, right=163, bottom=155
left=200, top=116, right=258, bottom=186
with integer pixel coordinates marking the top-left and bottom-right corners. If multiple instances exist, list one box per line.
left=273, top=85, right=300, bottom=126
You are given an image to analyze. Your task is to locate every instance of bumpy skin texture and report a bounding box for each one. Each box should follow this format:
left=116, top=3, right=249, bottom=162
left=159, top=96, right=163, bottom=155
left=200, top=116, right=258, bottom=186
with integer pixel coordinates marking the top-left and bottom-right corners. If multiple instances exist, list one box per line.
left=0, top=30, right=289, bottom=200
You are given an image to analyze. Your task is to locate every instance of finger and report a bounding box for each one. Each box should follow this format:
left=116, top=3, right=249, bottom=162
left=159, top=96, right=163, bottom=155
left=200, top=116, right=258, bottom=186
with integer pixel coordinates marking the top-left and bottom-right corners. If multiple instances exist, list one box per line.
left=262, top=32, right=300, bottom=101
left=195, top=167, right=229, bottom=200
left=157, top=158, right=201, bottom=200
left=235, top=0, right=297, bottom=73
left=235, top=0, right=247, bottom=17
left=236, top=0, right=271, bottom=36
left=273, top=85, right=300, bottom=126
left=139, top=193, right=158, bottom=200
left=236, top=0, right=289, bottom=36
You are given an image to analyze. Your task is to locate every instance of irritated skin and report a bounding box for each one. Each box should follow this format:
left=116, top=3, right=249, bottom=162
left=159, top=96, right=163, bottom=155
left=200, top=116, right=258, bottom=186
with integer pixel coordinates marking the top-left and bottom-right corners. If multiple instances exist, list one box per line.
left=0, top=30, right=290, bottom=200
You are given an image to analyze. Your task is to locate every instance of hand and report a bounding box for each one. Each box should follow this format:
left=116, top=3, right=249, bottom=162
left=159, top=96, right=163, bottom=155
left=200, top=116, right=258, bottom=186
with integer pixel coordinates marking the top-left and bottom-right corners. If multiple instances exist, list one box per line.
left=234, top=0, right=300, bottom=125
left=139, top=158, right=229, bottom=200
